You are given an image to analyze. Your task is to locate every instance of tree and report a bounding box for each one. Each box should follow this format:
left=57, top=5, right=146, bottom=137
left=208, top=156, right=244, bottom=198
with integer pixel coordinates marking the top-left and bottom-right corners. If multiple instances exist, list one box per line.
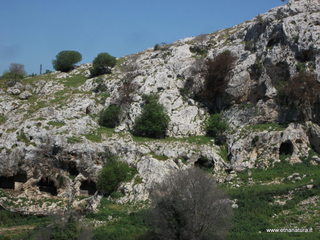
left=52, top=50, right=82, bottom=72
left=91, top=52, right=117, bottom=77
left=1, top=63, right=26, bottom=81
left=206, top=113, right=229, bottom=145
left=133, top=95, right=169, bottom=138
left=197, top=51, right=237, bottom=113
left=97, top=158, right=136, bottom=195
left=9, top=63, right=26, bottom=78
left=98, top=104, right=121, bottom=128
left=145, top=168, right=233, bottom=240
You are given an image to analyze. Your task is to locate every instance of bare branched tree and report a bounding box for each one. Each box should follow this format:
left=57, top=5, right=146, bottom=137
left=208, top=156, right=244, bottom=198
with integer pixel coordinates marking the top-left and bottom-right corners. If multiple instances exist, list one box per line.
left=9, top=63, right=26, bottom=78
left=145, top=168, right=233, bottom=240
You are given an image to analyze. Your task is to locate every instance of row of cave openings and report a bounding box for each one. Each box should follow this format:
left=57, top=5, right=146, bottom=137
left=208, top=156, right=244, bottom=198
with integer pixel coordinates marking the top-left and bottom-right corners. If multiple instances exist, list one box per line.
left=193, top=140, right=295, bottom=172
left=0, top=142, right=295, bottom=196
left=0, top=171, right=97, bottom=197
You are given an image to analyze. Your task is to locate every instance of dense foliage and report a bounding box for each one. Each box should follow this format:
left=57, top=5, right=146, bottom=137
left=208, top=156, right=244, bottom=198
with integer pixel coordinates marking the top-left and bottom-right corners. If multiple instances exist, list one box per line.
left=97, top=158, right=136, bottom=195
left=197, top=50, right=237, bottom=113
left=52, top=50, right=82, bottom=72
left=91, top=52, right=117, bottom=77
left=206, top=113, right=228, bottom=145
left=98, top=104, right=121, bottom=128
left=133, top=95, right=169, bottom=139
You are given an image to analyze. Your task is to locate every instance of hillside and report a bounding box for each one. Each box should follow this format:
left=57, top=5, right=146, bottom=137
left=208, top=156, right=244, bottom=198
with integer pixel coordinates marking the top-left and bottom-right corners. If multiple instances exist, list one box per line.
left=0, top=0, right=320, bottom=239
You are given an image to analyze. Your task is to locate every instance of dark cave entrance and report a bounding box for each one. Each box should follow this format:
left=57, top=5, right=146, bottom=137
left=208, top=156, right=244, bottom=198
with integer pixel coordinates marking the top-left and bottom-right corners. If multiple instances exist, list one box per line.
left=0, top=176, right=14, bottom=189
left=80, top=180, right=97, bottom=196
left=60, top=161, right=79, bottom=177
left=14, top=172, right=27, bottom=183
left=279, top=140, right=294, bottom=156
left=37, top=177, right=58, bottom=196
left=194, top=157, right=214, bottom=170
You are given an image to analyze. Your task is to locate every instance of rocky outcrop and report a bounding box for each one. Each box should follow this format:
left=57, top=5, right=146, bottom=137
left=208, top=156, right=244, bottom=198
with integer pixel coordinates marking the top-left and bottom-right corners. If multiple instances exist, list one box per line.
left=0, top=0, right=320, bottom=213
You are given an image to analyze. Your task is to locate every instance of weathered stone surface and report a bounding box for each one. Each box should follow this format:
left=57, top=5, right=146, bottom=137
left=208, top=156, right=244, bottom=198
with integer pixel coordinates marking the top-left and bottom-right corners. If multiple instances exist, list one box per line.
left=0, top=0, right=319, bottom=213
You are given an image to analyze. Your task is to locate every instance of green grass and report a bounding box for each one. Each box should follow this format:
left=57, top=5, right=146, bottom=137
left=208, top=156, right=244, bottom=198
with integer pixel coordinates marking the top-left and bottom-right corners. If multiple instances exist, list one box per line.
left=150, top=152, right=169, bottom=161
left=218, top=144, right=229, bottom=162
left=132, top=135, right=212, bottom=145
left=67, top=136, right=83, bottom=144
left=16, top=131, right=32, bottom=145
left=86, top=198, right=148, bottom=240
left=60, top=75, right=87, bottom=88
left=0, top=114, right=6, bottom=125
left=83, top=127, right=114, bottom=143
left=225, top=155, right=320, bottom=240
left=47, top=121, right=65, bottom=127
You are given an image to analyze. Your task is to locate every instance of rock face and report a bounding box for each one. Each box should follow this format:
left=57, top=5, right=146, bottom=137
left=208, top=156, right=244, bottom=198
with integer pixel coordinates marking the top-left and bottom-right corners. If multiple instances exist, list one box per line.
left=0, top=0, right=320, bottom=213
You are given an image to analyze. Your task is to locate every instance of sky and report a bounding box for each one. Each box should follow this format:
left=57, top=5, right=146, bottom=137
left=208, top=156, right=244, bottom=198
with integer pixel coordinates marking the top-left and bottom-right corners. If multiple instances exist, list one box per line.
left=0, top=0, right=286, bottom=75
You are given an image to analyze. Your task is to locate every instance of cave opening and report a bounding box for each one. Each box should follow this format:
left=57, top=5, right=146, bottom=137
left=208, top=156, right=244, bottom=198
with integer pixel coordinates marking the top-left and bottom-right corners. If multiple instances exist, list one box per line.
left=194, top=157, right=214, bottom=170
left=279, top=140, right=294, bottom=157
left=14, top=172, right=27, bottom=183
left=37, top=177, right=58, bottom=196
left=0, top=176, right=14, bottom=189
left=80, top=180, right=97, bottom=196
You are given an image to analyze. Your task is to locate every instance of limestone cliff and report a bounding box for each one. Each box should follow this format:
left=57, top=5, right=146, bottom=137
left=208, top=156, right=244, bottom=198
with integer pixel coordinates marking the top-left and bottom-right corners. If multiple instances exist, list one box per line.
left=0, top=0, right=319, bottom=214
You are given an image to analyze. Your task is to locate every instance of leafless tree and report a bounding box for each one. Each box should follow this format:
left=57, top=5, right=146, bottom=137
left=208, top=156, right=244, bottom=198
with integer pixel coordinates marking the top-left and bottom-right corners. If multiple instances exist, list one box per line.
left=145, top=168, right=233, bottom=240
left=9, top=63, right=26, bottom=78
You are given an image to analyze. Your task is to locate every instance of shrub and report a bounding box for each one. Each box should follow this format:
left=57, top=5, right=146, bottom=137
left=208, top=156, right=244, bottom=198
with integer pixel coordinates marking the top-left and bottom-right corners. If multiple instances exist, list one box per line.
left=278, top=72, right=320, bottom=122
left=29, top=211, right=92, bottom=240
left=117, top=80, right=138, bottom=105
left=97, top=157, right=136, bottom=195
left=52, top=50, right=82, bottom=72
left=206, top=113, right=228, bottom=138
left=145, top=168, right=233, bottom=240
left=197, top=51, right=237, bottom=113
left=91, top=52, right=116, bottom=77
left=98, top=104, right=121, bottom=128
left=133, top=95, right=169, bottom=138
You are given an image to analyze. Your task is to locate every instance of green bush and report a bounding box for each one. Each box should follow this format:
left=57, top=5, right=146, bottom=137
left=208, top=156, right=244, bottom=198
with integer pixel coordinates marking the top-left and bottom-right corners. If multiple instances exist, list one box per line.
left=98, top=104, right=121, bottom=128
left=52, top=50, right=82, bottom=72
left=206, top=113, right=228, bottom=144
left=91, top=52, right=117, bottom=77
left=133, top=95, right=169, bottom=138
left=97, top=158, right=136, bottom=195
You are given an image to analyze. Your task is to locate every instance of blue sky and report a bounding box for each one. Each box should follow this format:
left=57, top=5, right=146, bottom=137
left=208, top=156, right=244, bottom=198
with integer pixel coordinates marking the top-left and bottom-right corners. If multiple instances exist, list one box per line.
left=0, top=0, right=285, bottom=75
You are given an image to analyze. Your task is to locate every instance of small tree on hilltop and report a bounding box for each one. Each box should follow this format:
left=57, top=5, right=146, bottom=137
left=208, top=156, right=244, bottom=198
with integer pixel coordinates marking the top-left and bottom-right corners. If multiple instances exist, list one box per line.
left=91, top=52, right=117, bottom=77
left=1, top=63, right=26, bottom=81
left=52, top=50, right=82, bottom=72
left=9, top=63, right=26, bottom=78
left=145, top=168, right=233, bottom=240
left=133, top=95, right=169, bottom=139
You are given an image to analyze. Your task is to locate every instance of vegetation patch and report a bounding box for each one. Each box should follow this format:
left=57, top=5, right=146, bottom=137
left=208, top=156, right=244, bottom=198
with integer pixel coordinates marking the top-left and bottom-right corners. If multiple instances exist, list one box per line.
left=60, top=75, right=87, bottom=88
left=0, top=114, right=6, bottom=125
left=67, top=136, right=83, bottom=144
left=86, top=199, right=148, bottom=240
left=97, top=157, right=137, bottom=195
left=133, top=95, right=169, bottom=139
left=83, top=127, right=114, bottom=143
left=150, top=153, right=169, bottom=161
left=47, top=121, right=66, bottom=127
left=248, top=122, right=287, bottom=132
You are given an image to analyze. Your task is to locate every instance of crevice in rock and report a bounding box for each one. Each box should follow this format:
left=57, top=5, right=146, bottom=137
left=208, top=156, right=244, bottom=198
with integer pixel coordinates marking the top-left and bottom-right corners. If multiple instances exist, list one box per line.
left=279, top=140, right=294, bottom=156
left=37, top=177, right=58, bottom=196
left=80, top=180, right=97, bottom=196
